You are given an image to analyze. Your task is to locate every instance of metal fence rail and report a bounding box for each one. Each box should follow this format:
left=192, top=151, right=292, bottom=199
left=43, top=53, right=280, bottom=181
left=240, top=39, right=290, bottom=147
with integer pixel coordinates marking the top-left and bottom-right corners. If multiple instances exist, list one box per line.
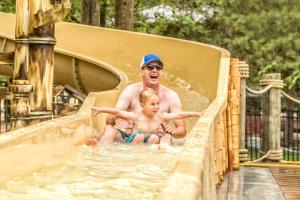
left=246, top=93, right=263, bottom=160
left=281, top=95, right=300, bottom=161
left=244, top=72, right=300, bottom=163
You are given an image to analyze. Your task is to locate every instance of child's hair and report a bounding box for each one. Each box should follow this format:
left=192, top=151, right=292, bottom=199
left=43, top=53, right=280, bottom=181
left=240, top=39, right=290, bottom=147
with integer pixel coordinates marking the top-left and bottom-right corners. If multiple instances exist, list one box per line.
left=139, top=88, right=158, bottom=104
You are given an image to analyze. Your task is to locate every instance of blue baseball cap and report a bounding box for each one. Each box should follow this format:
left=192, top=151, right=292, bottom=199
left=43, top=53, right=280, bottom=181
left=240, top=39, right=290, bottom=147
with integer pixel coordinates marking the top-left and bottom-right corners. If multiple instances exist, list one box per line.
left=140, top=54, right=163, bottom=68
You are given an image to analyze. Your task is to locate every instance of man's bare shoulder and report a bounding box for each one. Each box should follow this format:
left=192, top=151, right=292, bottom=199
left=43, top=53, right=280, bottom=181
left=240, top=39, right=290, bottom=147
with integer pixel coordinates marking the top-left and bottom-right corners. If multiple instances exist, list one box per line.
left=160, top=85, right=179, bottom=99
left=123, top=82, right=143, bottom=94
left=125, top=82, right=143, bottom=90
left=116, top=82, right=143, bottom=111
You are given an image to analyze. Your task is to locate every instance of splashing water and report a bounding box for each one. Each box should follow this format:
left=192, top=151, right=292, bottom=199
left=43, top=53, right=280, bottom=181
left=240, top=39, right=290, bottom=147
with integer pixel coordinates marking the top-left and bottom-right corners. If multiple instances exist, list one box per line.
left=0, top=73, right=209, bottom=199
left=0, top=144, right=181, bottom=200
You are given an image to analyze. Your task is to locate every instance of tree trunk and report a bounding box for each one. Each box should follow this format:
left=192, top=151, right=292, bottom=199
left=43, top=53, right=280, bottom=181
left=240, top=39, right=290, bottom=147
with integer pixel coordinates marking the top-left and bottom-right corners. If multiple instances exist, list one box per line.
left=81, top=0, right=100, bottom=26
left=100, top=0, right=108, bottom=27
left=115, top=0, right=134, bottom=31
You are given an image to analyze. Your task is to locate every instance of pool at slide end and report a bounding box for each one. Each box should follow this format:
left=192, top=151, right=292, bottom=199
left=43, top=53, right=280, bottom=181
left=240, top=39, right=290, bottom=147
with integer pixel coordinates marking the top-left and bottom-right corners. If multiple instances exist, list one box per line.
left=0, top=12, right=230, bottom=200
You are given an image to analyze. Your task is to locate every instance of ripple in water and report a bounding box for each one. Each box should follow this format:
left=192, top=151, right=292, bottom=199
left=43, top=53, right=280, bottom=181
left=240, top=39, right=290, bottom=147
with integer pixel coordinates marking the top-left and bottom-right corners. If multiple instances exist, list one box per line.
left=0, top=144, right=181, bottom=200
left=0, top=69, right=209, bottom=200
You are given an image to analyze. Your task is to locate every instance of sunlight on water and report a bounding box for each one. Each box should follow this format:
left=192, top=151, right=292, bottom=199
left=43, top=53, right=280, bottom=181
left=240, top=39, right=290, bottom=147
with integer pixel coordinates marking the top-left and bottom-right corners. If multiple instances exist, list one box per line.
left=0, top=70, right=209, bottom=199
left=0, top=144, right=180, bottom=200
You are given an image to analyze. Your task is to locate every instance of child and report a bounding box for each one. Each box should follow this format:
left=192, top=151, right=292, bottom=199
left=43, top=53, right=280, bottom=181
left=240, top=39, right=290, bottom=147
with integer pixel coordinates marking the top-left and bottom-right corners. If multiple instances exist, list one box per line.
left=91, top=88, right=205, bottom=145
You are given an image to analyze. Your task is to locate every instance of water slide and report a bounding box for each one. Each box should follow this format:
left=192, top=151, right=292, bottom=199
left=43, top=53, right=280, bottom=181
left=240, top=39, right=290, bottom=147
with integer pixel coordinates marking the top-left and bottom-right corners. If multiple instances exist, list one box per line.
left=0, top=12, right=230, bottom=199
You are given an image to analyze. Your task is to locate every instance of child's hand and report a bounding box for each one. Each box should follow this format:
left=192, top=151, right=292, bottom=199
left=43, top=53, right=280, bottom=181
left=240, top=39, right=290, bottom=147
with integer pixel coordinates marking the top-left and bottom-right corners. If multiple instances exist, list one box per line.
left=197, top=109, right=207, bottom=117
left=86, top=137, right=99, bottom=146
left=91, top=107, right=101, bottom=116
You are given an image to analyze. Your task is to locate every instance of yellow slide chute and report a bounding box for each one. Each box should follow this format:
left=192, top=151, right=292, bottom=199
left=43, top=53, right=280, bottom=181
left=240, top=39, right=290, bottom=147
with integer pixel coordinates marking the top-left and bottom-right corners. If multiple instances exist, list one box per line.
left=0, top=12, right=230, bottom=199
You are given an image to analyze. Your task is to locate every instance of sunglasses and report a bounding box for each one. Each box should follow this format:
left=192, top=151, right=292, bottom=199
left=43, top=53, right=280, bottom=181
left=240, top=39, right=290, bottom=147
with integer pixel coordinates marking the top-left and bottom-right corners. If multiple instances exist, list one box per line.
left=142, top=64, right=164, bottom=71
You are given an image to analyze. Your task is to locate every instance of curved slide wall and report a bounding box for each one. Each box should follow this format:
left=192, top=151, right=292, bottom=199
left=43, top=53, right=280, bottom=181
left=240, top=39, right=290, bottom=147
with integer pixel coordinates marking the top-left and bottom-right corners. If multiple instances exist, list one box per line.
left=0, top=12, right=230, bottom=199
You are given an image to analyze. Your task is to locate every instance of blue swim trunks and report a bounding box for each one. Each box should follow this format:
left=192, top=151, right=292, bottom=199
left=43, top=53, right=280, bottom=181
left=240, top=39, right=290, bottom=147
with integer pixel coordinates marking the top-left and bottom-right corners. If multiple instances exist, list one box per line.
left=117, top=129, right=152, bottom=143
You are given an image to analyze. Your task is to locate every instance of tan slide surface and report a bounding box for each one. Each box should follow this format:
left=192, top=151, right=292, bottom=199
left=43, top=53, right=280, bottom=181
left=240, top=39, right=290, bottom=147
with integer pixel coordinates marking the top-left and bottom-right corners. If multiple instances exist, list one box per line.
left=0, top=12, right=226, bottom=101
left=0, top=12, right=231, bottom=199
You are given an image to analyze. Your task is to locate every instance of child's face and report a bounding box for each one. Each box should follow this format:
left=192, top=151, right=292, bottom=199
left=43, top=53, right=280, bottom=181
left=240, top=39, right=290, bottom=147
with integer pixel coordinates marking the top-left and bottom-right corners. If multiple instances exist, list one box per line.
left=142, top=95, right=160, bottom=116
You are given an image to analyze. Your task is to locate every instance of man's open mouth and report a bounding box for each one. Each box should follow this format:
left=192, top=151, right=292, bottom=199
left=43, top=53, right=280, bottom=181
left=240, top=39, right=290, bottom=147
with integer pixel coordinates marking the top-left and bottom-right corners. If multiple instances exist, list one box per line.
left=150, top=75, right=158, bottom=80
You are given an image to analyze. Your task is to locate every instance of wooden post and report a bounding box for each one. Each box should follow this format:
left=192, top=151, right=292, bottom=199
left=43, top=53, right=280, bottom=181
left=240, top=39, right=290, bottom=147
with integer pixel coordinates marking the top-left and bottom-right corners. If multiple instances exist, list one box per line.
left=260, top=73, right=283, bottom=161
left=9, top=0, right=70, bottom=127
left=9, top=0, right=33, bottom=129
left=262, top=87, right=269, bottom=153
left=28, top=0, right=55, bottom=123
left=226, top=96, right=233, bottom=171
left=218, top=113, right=226, bottom=180
left=239, top=61, right=249, bottom=149
left=214, top=123, right=220, bottom=185
left=223, top=111, right=229, bottom=171
left=239, top=61, right=249, bottom=162
left=269, top=76, right=281, bottom=150
left=27, top=0, right=70, bottom=124
left=220, top=113, right=227, bottom=175
left=228, top=58, right=240, bottom=170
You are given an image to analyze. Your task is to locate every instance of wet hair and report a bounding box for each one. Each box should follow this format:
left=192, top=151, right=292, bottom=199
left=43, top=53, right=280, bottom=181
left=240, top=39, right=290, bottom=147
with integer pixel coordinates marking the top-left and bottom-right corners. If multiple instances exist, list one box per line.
left=139, top=88, right=158, bottom=104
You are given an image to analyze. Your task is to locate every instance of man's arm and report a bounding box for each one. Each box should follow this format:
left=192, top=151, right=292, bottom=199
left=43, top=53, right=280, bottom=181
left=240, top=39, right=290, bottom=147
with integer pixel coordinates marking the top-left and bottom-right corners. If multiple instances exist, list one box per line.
left=92, top=107, right=136, bottom=121
left=104, top=85, right=134, bottom=127
left=112, top=85, right=137, bottom=129
left=91, top=84, right=137, bottom=145
left=115, top=85, right=134, bottom=110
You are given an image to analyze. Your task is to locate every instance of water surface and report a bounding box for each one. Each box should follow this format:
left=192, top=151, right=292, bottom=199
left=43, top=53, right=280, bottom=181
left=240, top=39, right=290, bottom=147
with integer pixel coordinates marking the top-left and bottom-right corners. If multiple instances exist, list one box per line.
left=0, top=144, right=180, bottom=200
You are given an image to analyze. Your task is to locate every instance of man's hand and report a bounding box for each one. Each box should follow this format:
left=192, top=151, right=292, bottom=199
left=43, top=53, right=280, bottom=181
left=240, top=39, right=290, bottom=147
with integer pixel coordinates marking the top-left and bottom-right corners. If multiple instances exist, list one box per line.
left=158, top=123, right=176, bottom=137
left=115, top=118, right=134, bottom=133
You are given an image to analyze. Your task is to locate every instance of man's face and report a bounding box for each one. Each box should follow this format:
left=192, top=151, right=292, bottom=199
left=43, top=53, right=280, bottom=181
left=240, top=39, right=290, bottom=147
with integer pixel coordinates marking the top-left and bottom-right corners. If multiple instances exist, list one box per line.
left=140, top=61, right=163, bottom=86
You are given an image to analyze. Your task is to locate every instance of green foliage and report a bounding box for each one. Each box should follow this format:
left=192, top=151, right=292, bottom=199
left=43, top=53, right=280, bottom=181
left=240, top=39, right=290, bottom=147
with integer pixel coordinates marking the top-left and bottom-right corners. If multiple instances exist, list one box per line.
left=135, top=0, right=300, bottom=95
left=0, top=0, right=15, bottom=13
left=0, top=0, right=299, bottom=95
left=64, top=0, right=81, bottom=23
left=0, top=75, right=10, bottom=87
left=64, top=0, right=115, bottom=26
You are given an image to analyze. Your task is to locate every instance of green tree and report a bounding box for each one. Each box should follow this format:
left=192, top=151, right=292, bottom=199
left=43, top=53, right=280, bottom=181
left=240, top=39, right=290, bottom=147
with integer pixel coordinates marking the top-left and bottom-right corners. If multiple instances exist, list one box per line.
left=135, top=0, right=299, bottom=95
left=0, top=0, right=15, bottom=13
left=1, top=0, right=299, bottom=95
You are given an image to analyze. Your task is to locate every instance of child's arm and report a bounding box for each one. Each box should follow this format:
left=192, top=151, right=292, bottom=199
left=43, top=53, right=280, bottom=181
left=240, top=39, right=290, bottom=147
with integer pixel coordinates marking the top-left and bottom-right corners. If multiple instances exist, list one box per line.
left=91, top=107, right=137, bottom=121
left=161, top=110, right=206, bottom=121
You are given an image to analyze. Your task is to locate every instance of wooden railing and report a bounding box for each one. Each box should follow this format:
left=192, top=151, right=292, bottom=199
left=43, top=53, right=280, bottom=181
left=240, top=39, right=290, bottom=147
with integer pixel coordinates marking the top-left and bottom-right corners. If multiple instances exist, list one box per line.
left=158, top=56, right=240, bottom=200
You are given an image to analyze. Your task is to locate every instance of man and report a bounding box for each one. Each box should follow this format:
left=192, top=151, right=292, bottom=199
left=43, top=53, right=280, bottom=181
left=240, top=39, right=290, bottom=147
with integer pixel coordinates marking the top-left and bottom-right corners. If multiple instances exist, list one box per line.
left=99, top=54, right=186, bottom=145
